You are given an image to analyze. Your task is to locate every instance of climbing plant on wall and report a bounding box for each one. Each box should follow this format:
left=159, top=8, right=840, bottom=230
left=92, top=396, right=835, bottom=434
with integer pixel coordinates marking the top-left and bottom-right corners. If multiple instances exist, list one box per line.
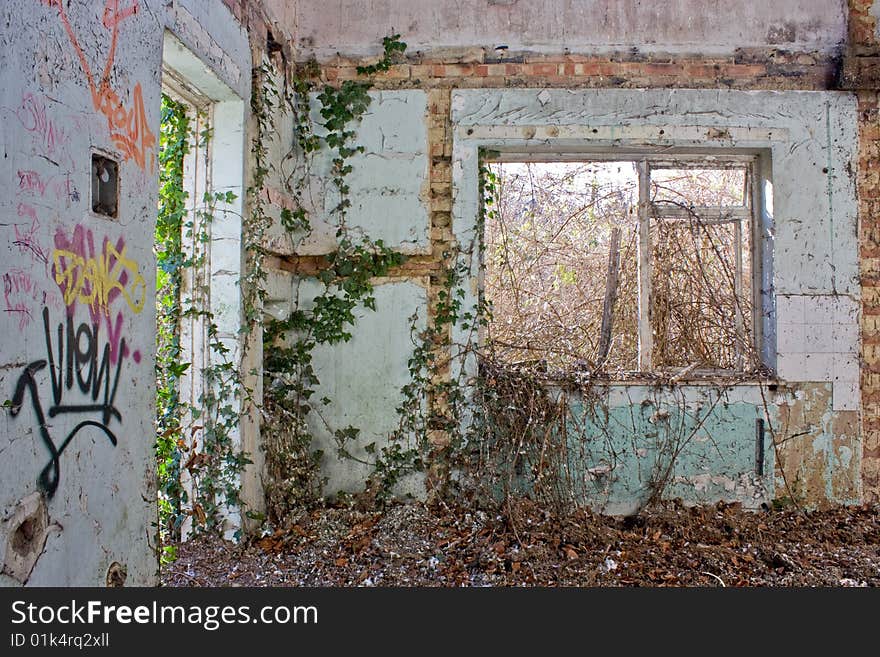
left=251, top=37, right=418, bottom=522
left=156, top=94, right=190, bottom=543
left=156, top=94, right=250, bottom=547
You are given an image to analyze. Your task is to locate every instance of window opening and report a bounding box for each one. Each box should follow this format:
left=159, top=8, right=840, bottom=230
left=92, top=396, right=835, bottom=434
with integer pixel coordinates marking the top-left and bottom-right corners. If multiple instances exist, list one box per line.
left=483, top=156, right=759, bottom=378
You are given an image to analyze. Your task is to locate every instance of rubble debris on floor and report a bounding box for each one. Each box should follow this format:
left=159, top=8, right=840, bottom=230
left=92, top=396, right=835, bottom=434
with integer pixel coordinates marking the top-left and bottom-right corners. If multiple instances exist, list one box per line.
left=161, top=500, right=880, bottom=587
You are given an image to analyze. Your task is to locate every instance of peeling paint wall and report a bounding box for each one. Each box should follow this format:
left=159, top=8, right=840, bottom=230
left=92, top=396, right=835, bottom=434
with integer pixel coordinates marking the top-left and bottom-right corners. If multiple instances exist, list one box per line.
left=4, top=0, right=865, bottom=587
left=537, top=382, right=861, bottom=513
left=541, top=385, right=778, bottom=515
left=267, top=80, right=864, bottom=508
left=264, top=90, right=430, bottom=257
left=232, top=2, right=872, bottom=512
left=261, top=87, right=432, bottom=496
left=0, top=0, right=251, bottom=586
left=447, top=88, right=860, bottom=508
left=294, top=0, right=848, bottom=61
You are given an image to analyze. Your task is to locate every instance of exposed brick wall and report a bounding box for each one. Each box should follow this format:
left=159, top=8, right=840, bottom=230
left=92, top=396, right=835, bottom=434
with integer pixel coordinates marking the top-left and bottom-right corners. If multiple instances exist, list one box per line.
left=851, top=0, right=880, bottom=502
left=860, top=93, right=880, bottom=502
left=320, top=50, right=837, bottom=91
left=424, top=87, right=455, bottom=497
left=850, top=0, right=880, bottom=55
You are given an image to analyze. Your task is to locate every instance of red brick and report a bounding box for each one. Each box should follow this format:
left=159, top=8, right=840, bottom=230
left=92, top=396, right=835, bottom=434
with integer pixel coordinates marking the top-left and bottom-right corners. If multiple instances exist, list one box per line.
left=526, top=63, right=559, bottom=76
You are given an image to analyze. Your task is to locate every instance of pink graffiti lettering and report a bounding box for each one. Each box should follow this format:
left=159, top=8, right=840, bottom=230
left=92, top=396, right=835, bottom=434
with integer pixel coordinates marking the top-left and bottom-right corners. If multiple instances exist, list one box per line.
left=17, top=169, right=80, bottom=204
left=3, top=270, right=37, bottom=330
left=102, top=0, right=138, bottom=28
left=17, top=170, right=46, bottom=195
left=13, top=204, right=49, bottom=267
left=52, top=226, right=146, bottom=364
left=14, top=93, right=72, bottom=164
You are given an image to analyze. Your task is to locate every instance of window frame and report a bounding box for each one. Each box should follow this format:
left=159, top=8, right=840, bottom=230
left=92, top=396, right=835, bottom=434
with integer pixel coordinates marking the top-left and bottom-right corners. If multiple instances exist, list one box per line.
left=481, top=152, right=764, bottom=377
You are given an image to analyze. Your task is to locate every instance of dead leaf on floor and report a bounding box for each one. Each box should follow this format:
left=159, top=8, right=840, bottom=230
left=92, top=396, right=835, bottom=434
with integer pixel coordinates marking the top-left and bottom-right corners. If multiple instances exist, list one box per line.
left=159, top=501, right=880, bottom=588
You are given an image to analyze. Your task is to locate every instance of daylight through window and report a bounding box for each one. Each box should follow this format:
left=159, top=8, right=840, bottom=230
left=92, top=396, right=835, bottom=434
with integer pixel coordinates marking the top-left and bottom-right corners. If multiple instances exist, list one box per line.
left=482, top=157, right=759, bottom=377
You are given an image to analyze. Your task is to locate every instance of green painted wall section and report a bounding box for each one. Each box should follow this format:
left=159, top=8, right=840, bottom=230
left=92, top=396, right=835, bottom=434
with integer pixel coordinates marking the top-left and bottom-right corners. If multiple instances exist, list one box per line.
left=499, top=382, right=859, bottom=513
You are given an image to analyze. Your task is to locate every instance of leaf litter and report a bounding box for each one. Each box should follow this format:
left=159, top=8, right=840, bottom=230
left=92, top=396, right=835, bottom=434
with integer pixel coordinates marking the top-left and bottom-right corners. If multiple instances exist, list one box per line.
left=161, top=500, right=880, bottom=587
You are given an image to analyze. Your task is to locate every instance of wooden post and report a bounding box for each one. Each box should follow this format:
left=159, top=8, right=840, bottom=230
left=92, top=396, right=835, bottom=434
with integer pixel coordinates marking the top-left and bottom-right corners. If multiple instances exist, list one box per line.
left=596, top=224, right=622, bottom=369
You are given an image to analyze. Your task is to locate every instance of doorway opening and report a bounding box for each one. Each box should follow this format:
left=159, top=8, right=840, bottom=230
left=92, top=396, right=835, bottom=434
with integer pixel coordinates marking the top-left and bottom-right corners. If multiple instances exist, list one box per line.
left=155, top=34, right=247, bottom=554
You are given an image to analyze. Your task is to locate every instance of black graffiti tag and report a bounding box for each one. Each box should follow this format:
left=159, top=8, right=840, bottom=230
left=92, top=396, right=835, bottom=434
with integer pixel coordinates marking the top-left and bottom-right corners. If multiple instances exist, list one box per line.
left=10, top=307, right=122, bottom=496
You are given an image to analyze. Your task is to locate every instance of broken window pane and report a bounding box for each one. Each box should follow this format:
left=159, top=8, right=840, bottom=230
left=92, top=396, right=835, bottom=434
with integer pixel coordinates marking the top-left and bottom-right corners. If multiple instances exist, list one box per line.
left=651, top=167, right=748, bottom=208
left=484, top=161, right=640, bottom=371
left=650, top=214, right=754, bottom=370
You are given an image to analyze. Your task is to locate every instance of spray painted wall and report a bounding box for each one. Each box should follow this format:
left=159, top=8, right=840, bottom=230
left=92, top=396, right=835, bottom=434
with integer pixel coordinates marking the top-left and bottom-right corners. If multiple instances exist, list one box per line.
left=0, top=0, right=250, bottom=586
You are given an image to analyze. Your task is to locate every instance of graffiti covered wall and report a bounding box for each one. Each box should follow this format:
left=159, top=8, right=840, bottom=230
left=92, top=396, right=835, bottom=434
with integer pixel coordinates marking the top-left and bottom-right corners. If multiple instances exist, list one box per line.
left=0, top=0, right=250, bottom=586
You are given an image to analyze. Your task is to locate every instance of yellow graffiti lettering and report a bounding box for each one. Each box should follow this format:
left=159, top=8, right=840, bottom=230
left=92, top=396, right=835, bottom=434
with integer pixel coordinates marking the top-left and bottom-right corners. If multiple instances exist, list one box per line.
left=52, top=242, right=145, bottom=315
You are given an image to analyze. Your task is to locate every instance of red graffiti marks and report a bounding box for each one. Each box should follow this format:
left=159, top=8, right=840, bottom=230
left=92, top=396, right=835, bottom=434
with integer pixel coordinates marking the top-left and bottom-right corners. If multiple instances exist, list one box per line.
left=1, top=269, right=59, bottom=330
left=17, top=169, right=80, bottom=204
left=14, top=93, right=72, bottom=165
left=13, top=204, right=50, bottom=267
left=52, top=225, right=146, bottom=364
left=3, top=270, right=36, bottom=330
left=17, top=170, right=48, bottom=194
left=42, top=0, right=155, bottom=172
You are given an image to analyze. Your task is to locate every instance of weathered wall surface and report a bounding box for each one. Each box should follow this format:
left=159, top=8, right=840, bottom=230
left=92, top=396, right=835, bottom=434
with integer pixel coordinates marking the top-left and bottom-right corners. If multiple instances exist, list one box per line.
left=260, top=86, right=432, bottom=496
left=0, top=0, right=251, bottom=586
left=274, top=277, right=428, bottom=495
left=548, top=383, right=859, bottom=514
left=3, top=0, right=866, bottom=588
left=449, top=87, right=861, bottom=507
left=294, top=0, right=848, bottom=61
left=263, top=90, right=430, bottom=257
left=266, top=78, right=862, bottom=512
left=176, top=2, right=875, bottom=514
left=851, top=0, right=880, bottom=503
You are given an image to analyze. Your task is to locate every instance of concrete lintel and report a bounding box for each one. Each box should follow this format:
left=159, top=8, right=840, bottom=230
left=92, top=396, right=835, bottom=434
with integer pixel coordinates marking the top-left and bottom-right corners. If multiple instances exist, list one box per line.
left=456, top=124, right=788, bottom=145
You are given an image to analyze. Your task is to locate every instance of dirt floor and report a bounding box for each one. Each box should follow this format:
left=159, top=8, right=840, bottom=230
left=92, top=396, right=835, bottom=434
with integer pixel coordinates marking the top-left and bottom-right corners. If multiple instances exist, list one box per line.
left=161, top=500, right=880, bottom=587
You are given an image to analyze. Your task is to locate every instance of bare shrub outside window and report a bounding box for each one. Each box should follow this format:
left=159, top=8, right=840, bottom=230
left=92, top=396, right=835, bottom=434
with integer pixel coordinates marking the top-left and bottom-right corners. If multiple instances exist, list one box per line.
left=483, top=158, right=759, bottom=377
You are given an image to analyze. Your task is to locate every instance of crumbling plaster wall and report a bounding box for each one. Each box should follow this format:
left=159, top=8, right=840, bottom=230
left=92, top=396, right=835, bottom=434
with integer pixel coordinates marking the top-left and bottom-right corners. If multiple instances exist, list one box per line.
left=0, top=0, right=251, bottom=586
left=850, top=0, right=880, bottom=503
left=257, top=0, right=873, bottom=508
left=450, top=88, right=860, bottom=508
left=261, top=86, right=432, bottom=494
left=543, top=382, right=859, bottom=514
left=294, top=0, right=847, bottom=61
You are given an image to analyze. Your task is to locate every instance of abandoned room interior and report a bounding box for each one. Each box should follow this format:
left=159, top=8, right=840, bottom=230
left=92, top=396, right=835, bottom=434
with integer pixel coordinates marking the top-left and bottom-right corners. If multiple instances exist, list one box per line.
left=1, top=0, right=879, bottom=586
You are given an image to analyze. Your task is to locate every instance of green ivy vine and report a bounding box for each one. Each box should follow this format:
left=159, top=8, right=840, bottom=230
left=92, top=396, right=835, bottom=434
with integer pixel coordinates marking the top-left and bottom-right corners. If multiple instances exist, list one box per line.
left=156, top=94, right=250, bottom=547
left=362, top=164, right=496, bottom=504
left=256, top=36, right=421, bottom=521
left=156, top=94, right=190, bottom=542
